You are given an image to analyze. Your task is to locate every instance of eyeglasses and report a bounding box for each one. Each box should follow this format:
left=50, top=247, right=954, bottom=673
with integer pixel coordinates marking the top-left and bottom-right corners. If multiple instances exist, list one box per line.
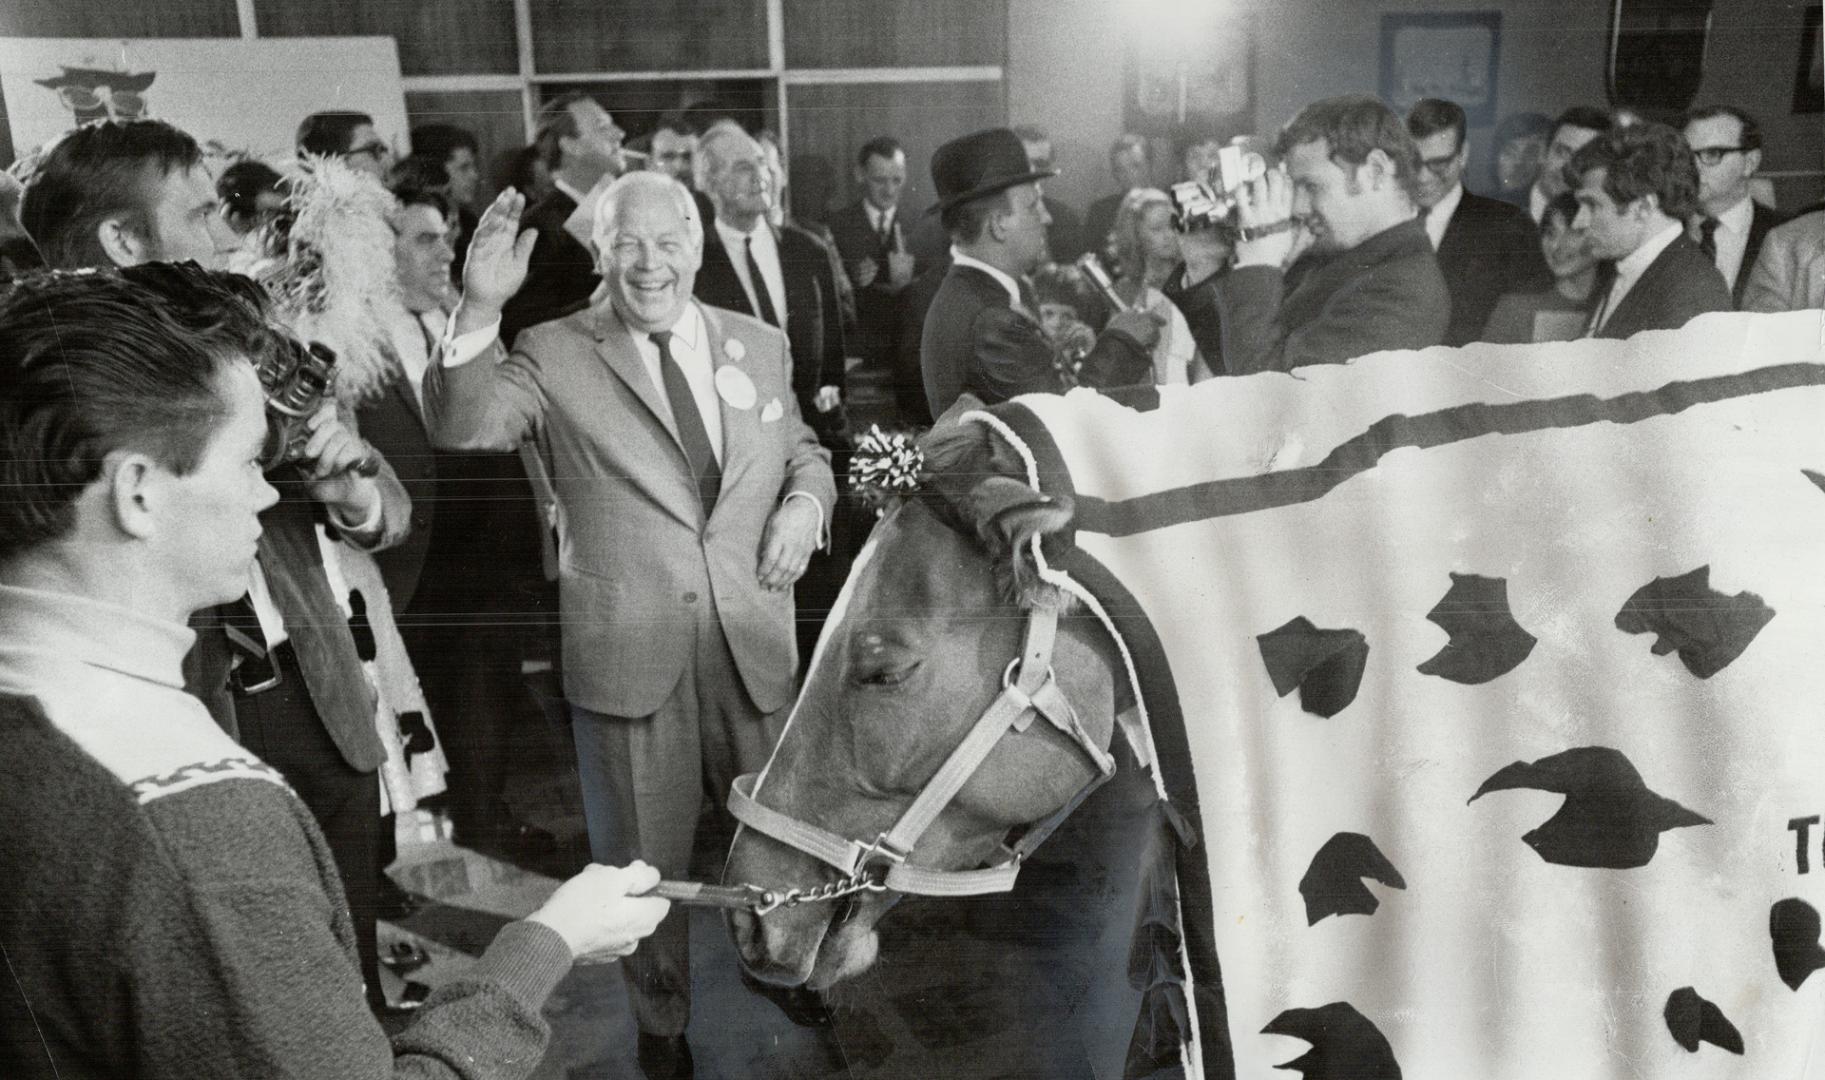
left=345, top=141, right=390, bottom=161
left=1691, top=146, right=1747, bottom=166
left=54, top=85, right=145, bottom=118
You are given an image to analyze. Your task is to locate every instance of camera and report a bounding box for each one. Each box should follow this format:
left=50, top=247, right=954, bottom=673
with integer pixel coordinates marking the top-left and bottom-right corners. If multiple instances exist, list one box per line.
left=1169, top=141, right=1267, bottom=233
left=1074, top=253, right=1129, bottom=314
left=257, top=338, right=378, bottom=477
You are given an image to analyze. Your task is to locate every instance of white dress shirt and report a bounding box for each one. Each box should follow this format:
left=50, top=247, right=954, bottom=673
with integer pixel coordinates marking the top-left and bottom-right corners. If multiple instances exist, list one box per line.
left=1707, top=196, right=1756, bottom=290
left=1591, top=221, right=1685, bottom=334
left=951, top=250, right=1024, bottom=309
left=633, top=303, right=723, bottom=464
left=715, top=218, right=788, bottom=331
left=1424, top=183, right=1465, bottom=250
left=865, top=202, right=898, bottom=247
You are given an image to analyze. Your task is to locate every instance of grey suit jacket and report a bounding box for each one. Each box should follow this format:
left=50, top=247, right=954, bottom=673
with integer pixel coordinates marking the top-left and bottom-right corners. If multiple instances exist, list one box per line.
left=424, top=301, right=835, bottom=717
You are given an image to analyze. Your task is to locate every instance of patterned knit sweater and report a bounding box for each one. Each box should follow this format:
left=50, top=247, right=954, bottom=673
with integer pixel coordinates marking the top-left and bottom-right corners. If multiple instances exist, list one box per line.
left=0, top=583, right=573, bottom=1079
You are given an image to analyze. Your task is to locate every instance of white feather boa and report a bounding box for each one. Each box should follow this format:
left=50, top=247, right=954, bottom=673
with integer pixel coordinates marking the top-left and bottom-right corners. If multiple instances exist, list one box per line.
left=239, top=155, right=449, bottom=815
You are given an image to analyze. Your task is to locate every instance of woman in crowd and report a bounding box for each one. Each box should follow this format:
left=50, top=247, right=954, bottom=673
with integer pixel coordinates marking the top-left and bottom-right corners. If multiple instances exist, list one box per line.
left=1110, top=188, right=1208, bottom=384
left=1482, top=192, right=1601, bottom=344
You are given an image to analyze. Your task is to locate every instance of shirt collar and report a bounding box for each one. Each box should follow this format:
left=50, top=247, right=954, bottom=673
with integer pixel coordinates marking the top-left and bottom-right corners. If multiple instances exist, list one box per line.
left=715, top=216, right=770, bottom=248
left=553, top=176, right=589, bottom=207
left=1616, top=220, right=1686, bottom=282
left=951, top=250, right=1024, bottom=307
left=1424, top=184, right=1465, bottom=247
left=644, top=302, right=705, bottom=350
left=0, top=583, right=193, bottom=692
left=866, top=202, right=894, bottom=230
left=1715, top=196, right=1754, bottom=233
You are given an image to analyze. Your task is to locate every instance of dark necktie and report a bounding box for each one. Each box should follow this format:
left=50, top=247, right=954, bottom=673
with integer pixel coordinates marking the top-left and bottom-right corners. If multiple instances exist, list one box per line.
left=650, top=330, right=722, bottom=517
left=1697, top=216, right=1719, bottom=263
left=224, top=591, right=280, bottom=693
left=745, top=235, right=780, bottom=327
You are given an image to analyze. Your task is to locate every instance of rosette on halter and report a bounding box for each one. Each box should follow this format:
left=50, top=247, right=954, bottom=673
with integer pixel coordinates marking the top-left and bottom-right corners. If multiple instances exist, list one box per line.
left=847, top=424, right=924, bottom=511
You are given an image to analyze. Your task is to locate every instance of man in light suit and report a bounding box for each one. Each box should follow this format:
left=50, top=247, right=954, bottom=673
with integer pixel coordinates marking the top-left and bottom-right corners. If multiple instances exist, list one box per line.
left=425, top=175, right=834, bottom=1080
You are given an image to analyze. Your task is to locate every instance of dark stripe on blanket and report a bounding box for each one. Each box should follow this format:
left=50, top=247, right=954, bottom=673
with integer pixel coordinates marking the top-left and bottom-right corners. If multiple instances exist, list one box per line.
left=1071, top=362, right=1825, bottom=537
left=993, top=402, right=1238, bottom=1079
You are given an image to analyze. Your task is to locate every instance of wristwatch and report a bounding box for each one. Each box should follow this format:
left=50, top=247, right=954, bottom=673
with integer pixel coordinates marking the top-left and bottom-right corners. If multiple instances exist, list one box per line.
left=1236, top=218, right=1299, bottom=243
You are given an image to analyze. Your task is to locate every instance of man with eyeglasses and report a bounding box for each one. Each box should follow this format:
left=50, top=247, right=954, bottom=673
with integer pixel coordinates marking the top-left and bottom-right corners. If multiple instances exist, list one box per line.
left=1406, top=98, right=1551, bottom=346
left=297, top=110, right=394, bottom=180
left=1682, top=105, right=1789, bottom=306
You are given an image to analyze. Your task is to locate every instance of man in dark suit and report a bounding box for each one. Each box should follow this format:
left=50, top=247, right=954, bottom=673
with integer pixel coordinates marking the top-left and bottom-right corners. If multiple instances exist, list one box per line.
left=1683, top=105, right=1790, bottom=307
left=691, top=122, right=851, bottom=669
left=1015, top=125, right=1085, bottom=262
left=364, top=181, right=554, bottom=865
left=827, top=136, right=917, bottom=369
left=1407, top=98, right=1553, bottom=346
left=921, top=128, right=1158, bottom=416
left=1569, top=123, right=1732, bottom=339
left=691, top=122, right=847, bottom=450
left=499, top=92, right=626, bottom=347
left=1194, top=96, right=1450, bottom=374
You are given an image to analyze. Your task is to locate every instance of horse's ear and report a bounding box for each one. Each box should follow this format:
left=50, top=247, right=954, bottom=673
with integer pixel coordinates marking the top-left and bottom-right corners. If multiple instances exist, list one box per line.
left=968, top=477, right=1075, bottom=608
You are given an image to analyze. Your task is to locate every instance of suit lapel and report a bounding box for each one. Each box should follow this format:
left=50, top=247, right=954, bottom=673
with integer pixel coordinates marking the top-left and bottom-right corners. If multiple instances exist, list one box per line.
left=589, top=305, right=681, bottom=446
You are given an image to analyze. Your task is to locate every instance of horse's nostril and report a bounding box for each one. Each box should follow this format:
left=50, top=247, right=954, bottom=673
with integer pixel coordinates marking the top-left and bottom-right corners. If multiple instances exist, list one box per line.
left=729, top=909, right=765, bottom=965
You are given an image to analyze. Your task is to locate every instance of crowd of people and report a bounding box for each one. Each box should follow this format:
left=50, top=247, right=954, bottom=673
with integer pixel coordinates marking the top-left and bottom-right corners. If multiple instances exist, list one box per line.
left=0, top=77, right=1819, bottom=1080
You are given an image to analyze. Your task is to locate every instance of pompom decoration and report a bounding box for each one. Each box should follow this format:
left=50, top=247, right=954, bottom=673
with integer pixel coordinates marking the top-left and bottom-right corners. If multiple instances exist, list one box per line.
left=848, top=425, right=924, bottom=511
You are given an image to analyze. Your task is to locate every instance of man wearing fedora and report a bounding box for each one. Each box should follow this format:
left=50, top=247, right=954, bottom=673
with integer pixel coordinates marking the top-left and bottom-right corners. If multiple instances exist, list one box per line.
left=921, top=127, right=1160, bottom=417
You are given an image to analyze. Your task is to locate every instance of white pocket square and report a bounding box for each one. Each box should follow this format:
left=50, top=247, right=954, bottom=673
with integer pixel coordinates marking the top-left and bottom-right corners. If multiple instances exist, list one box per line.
left=760, top=398, right=784, bottom=422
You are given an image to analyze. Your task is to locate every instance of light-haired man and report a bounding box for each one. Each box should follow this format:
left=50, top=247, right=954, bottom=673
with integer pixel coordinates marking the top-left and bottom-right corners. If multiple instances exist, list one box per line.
left=426, top=175, right=835, bottom=1078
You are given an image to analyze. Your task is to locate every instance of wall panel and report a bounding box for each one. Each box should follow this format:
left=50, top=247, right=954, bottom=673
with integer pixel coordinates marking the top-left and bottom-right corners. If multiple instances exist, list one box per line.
left=253, top=0, right=518, bottom=75
left=785, top=79, right=1005, bottom=223
left=783, top=0, right=1004, bottom=69
left=0, top=0, right=239, bottom=38
left=529, top=0, right=768, bottom=74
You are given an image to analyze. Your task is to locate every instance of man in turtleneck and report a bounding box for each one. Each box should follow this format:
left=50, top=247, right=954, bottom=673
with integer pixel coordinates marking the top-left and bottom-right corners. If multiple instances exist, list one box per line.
left=0, top=264, right=667, bottom=1079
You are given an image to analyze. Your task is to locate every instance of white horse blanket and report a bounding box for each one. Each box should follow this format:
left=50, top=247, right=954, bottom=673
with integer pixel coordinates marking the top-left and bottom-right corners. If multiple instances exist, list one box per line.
left=976, top=311, right=1825, bottom=1079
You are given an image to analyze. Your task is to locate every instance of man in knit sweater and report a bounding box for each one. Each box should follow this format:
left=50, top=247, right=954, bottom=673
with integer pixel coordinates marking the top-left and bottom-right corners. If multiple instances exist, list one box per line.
left=0, top=264, right=669, bottom=1078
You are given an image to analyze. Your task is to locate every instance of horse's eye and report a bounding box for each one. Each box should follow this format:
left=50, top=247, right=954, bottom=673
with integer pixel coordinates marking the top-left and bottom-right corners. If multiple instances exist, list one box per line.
left=854, top=661, right=919, bottom=688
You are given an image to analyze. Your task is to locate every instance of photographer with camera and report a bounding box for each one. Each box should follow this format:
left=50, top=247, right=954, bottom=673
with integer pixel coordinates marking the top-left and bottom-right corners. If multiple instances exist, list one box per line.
left=19, top=117, right=416, bottom=1013
left=1168, top=96, right=1450, bottom=376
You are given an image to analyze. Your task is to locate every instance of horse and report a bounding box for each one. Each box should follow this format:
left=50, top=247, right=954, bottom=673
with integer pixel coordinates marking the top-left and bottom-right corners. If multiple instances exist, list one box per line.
left=726, top=311, right=1825, bottom=1079
left=721, top=413, right=1191, bottom=1078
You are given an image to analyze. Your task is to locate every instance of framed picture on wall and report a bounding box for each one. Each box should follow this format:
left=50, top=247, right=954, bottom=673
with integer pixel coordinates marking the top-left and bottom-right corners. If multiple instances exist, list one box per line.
left=1379, top=12, right=1502, bottom=126
left=1123, top=11, right=1253, bottom=141
left=1797, top=5, right=1823, bottom=114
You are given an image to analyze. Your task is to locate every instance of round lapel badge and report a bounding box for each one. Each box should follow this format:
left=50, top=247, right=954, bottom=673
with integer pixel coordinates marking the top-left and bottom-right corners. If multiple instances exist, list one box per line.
left=715, top=364, right=758, bottom=410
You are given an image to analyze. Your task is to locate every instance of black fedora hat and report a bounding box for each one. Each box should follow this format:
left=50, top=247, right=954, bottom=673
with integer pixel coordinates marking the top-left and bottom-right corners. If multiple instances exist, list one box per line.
left=927, top=127, right=1057, bottom=215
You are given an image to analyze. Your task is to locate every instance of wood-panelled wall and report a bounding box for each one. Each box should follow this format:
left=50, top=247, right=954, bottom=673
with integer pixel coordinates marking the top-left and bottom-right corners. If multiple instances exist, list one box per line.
left=787, top=80, right=1006, bottom=223
left=783, top=0, right=1005, bottom=69
left=2, top=0, right=1012, bottom=216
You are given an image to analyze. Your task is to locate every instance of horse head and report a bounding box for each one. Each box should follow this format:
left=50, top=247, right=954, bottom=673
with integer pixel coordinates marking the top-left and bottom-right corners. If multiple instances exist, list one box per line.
left=724, top=410, right=1131, bottom=990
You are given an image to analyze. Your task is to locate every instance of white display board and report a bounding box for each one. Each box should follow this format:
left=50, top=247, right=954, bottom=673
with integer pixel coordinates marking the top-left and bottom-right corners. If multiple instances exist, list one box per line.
left=0, top=36, right=408, bottom=166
